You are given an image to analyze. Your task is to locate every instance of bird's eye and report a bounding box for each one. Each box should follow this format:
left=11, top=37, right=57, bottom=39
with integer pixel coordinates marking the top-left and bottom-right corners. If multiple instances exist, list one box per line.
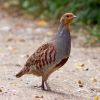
left=66, top=15, right=69, bottom=18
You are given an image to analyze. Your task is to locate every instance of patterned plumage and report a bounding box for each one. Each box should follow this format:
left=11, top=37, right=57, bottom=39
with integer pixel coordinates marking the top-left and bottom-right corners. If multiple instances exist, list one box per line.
left=16, top=13, right=76, bottom=91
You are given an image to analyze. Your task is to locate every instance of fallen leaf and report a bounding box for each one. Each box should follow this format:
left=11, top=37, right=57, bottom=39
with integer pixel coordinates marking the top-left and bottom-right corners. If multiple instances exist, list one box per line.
left=75, top=63, right=85, bottom=69
left=0, top=89, right=2, bottom=92
left=94, top=96, right=99, bottom=100
left=8, top=46, right=18, bottom=53
left=37, top=20, right=47, bottom=26
left=11, top=48, right=18, bottom=53
left=93, top=78, right=97, bottom=82
left=35, top=95, right=43, bottom=98
left=78, top=80, right=84, bottom=88
left=7, top=38, right=13, bottom=42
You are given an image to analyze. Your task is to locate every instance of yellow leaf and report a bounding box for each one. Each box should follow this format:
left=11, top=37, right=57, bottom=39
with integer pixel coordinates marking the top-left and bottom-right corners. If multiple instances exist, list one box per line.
left=12, top=48, right=18, bottom=52
left=8, top=46, right=18, bottom=53
left=75, top=63, right=85, bottom=69
left=10, top=83, right=17, bottom=86
left=37, top=20, right=47, bottom=26
left=94, top=96, right=99, bottom=100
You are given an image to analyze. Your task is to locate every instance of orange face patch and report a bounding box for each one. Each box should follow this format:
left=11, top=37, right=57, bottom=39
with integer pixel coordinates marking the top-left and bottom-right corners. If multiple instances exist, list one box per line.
left=60, top=13, right=76, bottom=25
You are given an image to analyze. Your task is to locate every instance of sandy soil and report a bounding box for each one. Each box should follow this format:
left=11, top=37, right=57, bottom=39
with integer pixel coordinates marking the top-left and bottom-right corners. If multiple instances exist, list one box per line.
left=0, top=10, right=100, bottom=100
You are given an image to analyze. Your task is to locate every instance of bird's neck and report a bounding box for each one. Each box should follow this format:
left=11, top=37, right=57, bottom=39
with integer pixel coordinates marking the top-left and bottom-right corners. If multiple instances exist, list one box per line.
left=57, top=22, right=70, bottom=38
left=54, top=22, right=71, bottom=58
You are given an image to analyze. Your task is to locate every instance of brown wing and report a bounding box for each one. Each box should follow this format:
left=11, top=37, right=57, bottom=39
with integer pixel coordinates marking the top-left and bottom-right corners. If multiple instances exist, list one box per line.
left=25, top=43, right=56, bottom=70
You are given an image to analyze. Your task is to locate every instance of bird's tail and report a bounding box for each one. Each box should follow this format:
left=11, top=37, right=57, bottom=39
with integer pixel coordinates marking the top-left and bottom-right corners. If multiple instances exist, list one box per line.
left=16, top=67, right=29, bottom=78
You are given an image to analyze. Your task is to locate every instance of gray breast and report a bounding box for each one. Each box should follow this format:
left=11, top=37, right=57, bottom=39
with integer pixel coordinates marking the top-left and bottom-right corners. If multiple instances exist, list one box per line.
left=53, top=23, right=71, bottom=62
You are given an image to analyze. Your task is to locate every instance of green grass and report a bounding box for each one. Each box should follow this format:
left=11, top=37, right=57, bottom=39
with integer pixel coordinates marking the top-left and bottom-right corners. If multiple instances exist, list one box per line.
left=18, top=0, right=100, bottom=25
left=1, top=0, right=100, bottom=45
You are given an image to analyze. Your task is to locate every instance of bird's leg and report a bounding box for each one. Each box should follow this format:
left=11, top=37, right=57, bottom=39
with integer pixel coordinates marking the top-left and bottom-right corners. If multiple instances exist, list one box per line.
left=45, top=81, right=51, bottom=91
left=34, top=78, right=46, bottom=90
left=41, top=75, right=51, bottom=91
left=41, top=79, right=45, bottom=90
left=34, top=79, right=45, bottom=89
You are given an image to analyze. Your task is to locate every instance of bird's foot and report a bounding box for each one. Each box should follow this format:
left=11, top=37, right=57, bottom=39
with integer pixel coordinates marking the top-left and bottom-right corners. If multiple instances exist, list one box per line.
left=45, top=82, right=51, bottom=91
left=41, top=86, right=51, bottom=91
left=46, top=87, right=51, bottom=91
left=34, top=85, right=51, bottom=91
left=41, top=84, right=51, bottom=91
left=34, top=85, right=47, bottom=91
left=41, top=84, right=46, bottom=91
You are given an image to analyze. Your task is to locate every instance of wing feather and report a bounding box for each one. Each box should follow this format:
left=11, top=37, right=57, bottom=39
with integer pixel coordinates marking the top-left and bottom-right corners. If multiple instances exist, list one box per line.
left=25, top=43, right=56, bottom=70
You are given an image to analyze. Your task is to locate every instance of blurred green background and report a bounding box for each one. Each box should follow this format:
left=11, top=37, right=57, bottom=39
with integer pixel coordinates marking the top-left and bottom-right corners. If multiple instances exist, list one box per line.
left=4, top=0, right=100, bottom=24
left=1, top=0, right=100, bottom=45
left=19, top=0, right=100, bottom=25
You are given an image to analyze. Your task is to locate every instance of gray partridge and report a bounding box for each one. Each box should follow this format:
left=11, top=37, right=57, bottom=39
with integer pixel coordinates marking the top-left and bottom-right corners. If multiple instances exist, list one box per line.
left=16, top=13, right=76, bottom=91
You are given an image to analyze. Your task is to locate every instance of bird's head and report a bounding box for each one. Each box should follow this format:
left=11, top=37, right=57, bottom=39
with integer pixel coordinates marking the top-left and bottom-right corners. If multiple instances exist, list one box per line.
left=60, top=13, right=76, bottom=26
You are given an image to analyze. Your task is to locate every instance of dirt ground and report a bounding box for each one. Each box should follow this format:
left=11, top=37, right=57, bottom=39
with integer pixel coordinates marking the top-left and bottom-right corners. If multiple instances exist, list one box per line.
left=0, top=9, right=100, bottom=100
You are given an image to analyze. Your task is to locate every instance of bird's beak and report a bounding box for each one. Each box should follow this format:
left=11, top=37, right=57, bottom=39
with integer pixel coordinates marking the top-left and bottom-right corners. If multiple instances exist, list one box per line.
left=73, top=15, right=77, bottom=18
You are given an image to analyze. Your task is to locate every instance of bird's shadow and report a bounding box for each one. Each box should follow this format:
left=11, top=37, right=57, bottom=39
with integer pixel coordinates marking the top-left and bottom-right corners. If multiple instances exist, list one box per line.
left=43, top=90, right=81, bottom=99
left=28, top=85, right=81, bottom=99
left=46, top=90, right=69, bottom=97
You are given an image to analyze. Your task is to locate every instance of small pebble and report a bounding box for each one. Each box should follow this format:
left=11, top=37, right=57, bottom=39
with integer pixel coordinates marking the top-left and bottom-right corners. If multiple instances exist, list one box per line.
left=93, top=78, right=97, bottom=82
left=19, top=39, right=25, bottom=42
left=26, top=54, right=29, bottom=58
left=78, top=80, right=84, bottom=88
left=85, top=68, right=89, bottom=71
left=7, top=38, right=13, bottom=42
left=0, top=89, right=2, bottom=92
left=15, top=64, right=21, bottom=67
left=79, top=84, right=83, bottom=87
